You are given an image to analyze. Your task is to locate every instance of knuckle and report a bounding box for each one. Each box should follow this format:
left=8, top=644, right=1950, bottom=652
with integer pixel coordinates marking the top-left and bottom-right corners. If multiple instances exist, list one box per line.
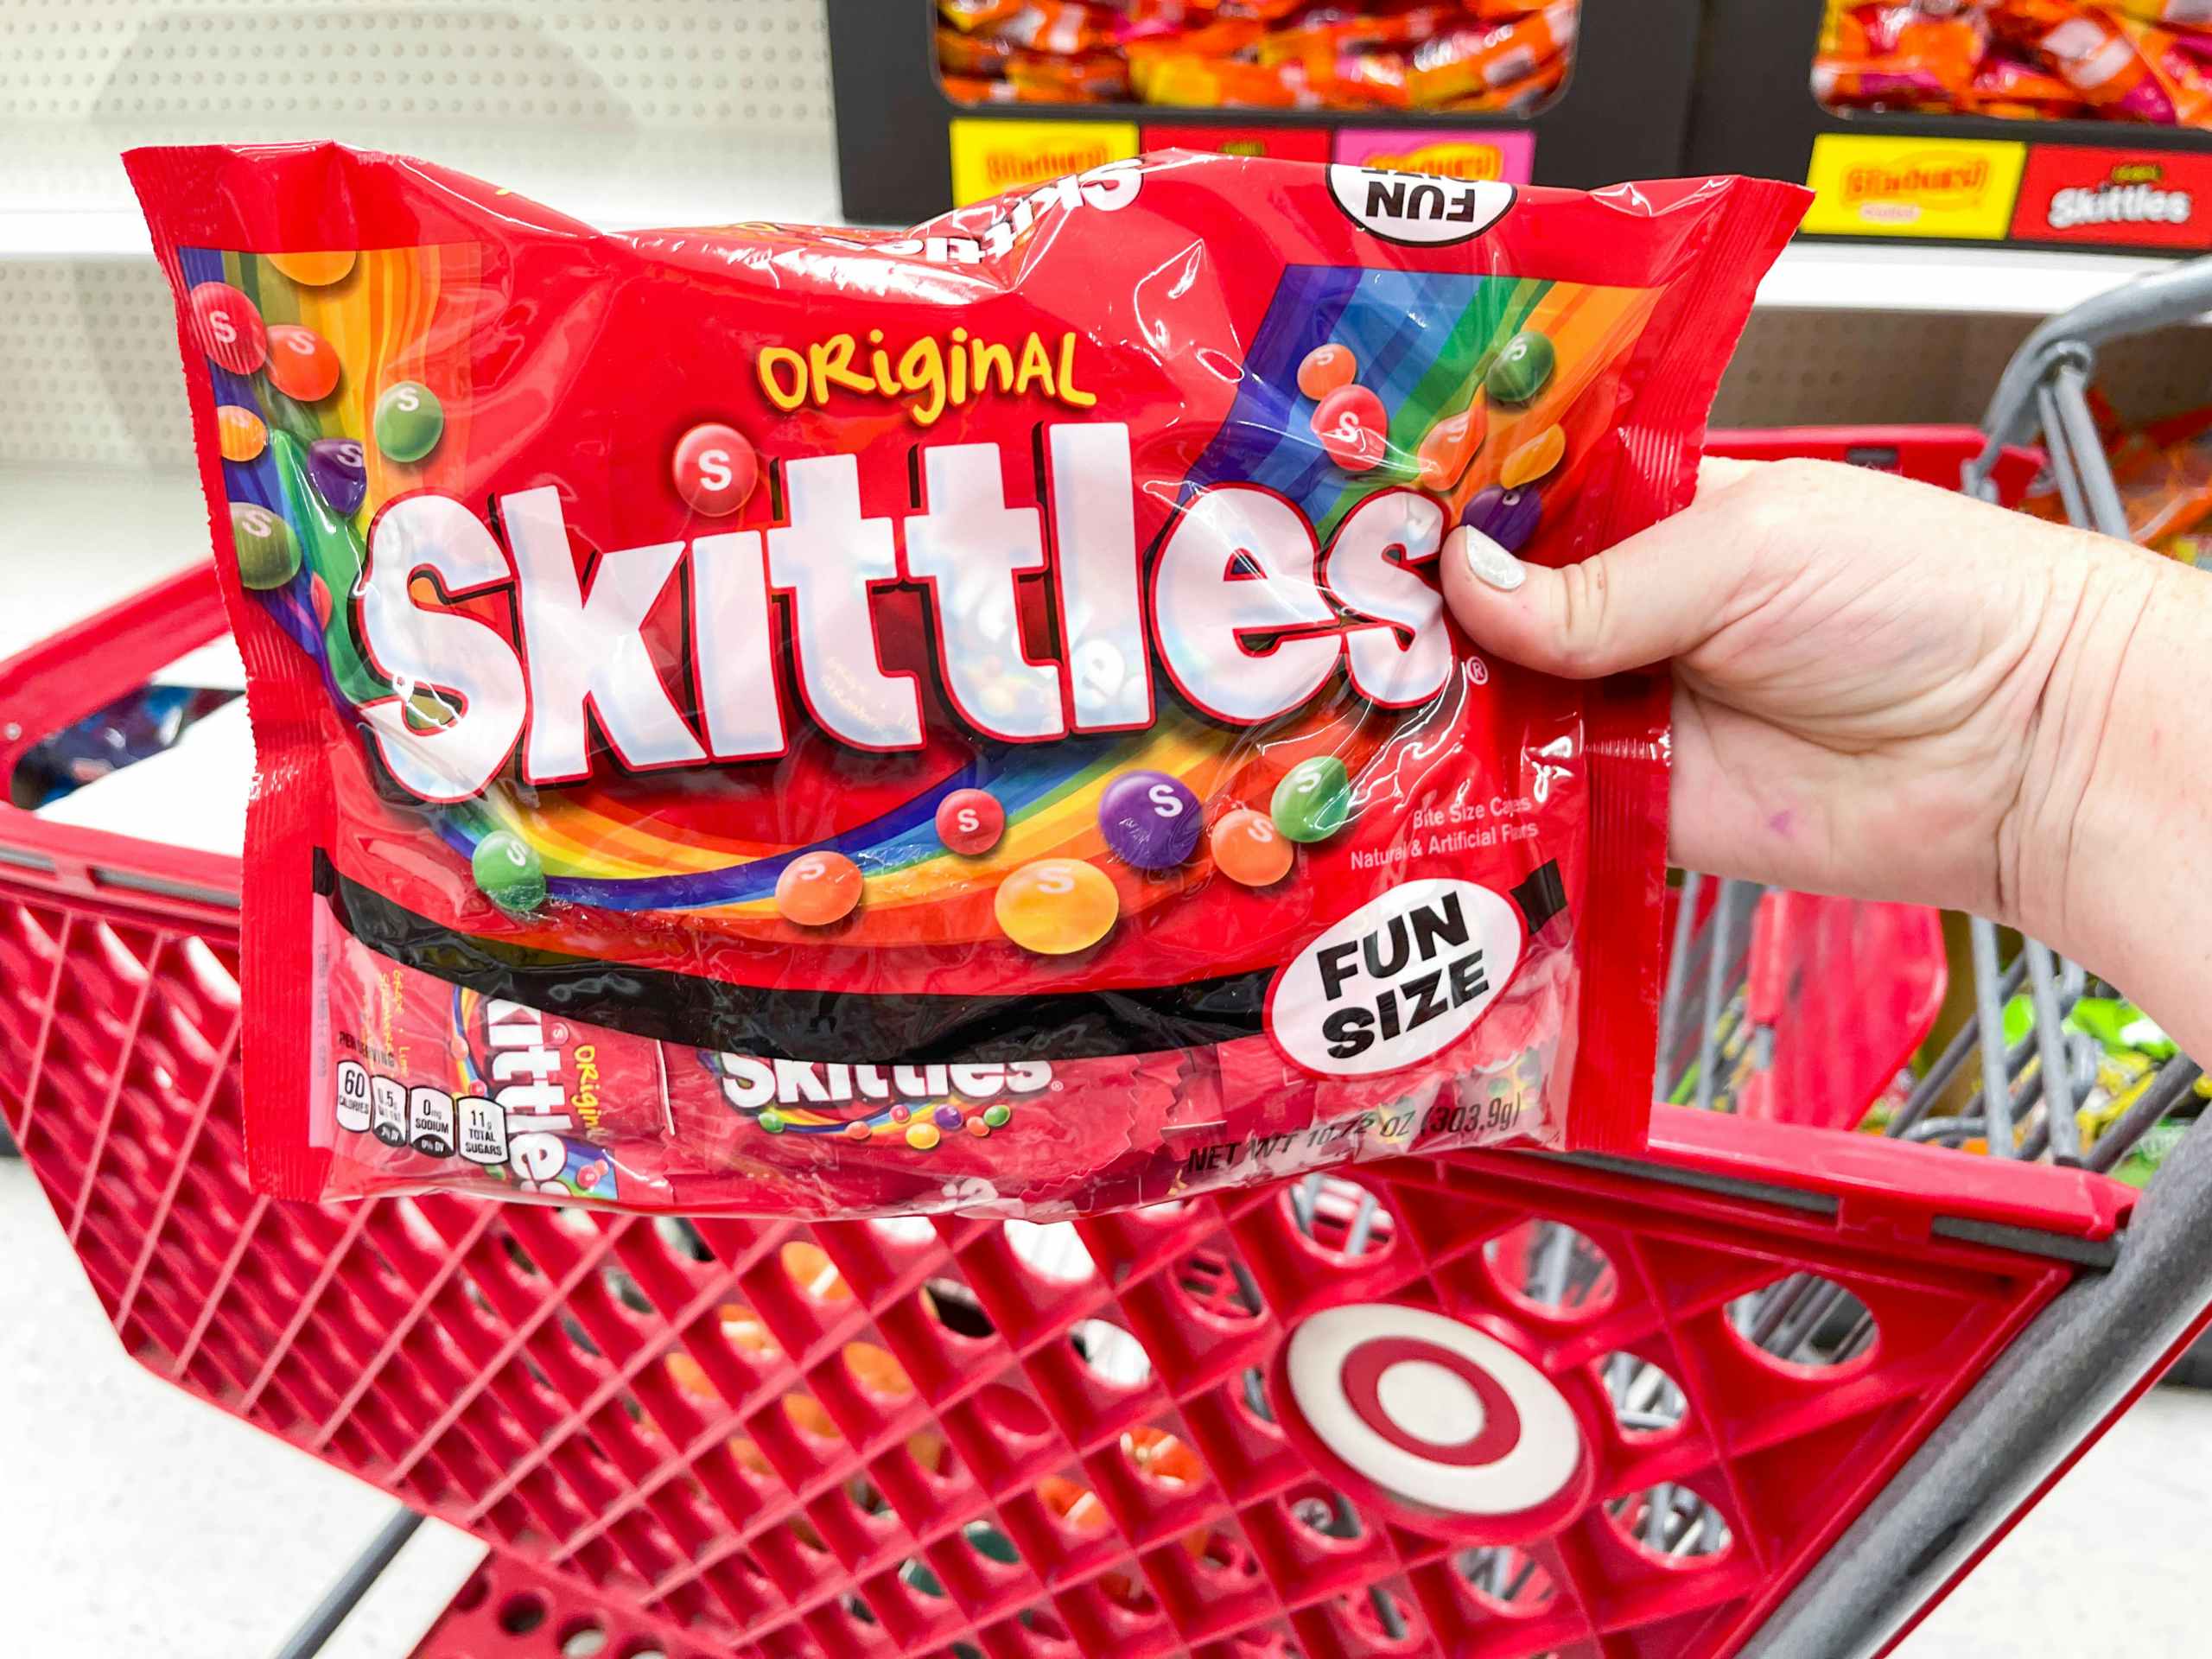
left=1553, top=556, right=1612, bottom=674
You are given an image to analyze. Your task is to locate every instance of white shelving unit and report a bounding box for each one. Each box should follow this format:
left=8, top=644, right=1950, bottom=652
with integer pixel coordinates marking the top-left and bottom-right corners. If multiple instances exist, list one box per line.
left=2, top=0, right=840, bottom=480
left=13, top=1, right=2212, bottom=490
left=1755, top=240, right=2177, bottom=317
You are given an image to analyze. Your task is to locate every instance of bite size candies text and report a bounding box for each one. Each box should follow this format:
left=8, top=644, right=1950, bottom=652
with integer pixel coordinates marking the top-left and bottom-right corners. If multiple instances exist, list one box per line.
left=995, top=858, right=1118, bottom=954
left=776, top=851, right=864, bottom=926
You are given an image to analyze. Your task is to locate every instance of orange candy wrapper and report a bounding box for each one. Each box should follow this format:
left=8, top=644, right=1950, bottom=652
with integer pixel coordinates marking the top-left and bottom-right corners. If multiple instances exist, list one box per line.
left=1815, top=0, right=2212, bottom=125
left=942, top=0, right=1580, bottom=113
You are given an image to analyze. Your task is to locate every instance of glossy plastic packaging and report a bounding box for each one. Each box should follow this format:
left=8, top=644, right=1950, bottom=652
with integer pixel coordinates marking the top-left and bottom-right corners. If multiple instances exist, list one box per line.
left=129, top=143, right=1802, bottom=1217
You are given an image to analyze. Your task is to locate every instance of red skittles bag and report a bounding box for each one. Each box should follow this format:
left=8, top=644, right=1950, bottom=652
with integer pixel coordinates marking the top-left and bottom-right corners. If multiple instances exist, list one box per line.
left=129, top=144, right=1802, bottom=1218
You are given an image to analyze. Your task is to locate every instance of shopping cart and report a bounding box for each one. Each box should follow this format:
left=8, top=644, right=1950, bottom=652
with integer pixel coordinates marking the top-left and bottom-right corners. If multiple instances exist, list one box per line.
left=1, top=408, right=2206, bottom=1659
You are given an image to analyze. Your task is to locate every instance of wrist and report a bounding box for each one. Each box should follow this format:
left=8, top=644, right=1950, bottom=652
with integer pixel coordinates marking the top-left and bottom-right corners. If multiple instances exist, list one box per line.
left=2005, top=533, right=2183, bottom=975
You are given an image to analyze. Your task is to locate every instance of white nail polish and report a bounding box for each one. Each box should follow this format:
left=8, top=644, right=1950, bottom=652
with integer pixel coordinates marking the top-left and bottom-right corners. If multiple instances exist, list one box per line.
left=1451, top=524, right=1524, bottom=592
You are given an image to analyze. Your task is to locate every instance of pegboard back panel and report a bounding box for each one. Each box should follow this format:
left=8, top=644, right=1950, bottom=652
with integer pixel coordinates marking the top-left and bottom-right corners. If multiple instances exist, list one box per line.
left=3, top=0, right=843, bottom=465
left=2, top=0, right=830, bottom=128
left=0, top=257, right=186, bottom=465
left=1715, top=308, right=2212, bottom=431
left=2, top=0, right=839, bottom=236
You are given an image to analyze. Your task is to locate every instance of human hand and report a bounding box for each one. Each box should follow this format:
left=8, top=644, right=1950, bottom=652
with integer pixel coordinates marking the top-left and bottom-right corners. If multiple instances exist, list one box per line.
left=1441, top=456, right=2183, bottom=982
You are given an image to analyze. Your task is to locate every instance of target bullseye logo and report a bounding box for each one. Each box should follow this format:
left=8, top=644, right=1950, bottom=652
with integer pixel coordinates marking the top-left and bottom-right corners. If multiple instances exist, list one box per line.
left=1281, top=1303, right=1590, bottom=1537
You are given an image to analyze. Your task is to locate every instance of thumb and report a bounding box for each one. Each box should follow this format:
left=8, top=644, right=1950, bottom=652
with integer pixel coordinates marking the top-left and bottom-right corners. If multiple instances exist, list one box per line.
left=1440, top=455, right=1764, bottom=679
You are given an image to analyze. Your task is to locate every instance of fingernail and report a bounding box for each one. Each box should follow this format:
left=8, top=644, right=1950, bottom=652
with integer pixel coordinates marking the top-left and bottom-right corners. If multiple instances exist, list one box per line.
left=1452, top=524, right=1525, bottom=592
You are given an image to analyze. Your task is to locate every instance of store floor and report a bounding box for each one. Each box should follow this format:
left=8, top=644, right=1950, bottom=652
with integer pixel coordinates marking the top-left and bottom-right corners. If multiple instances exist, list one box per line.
left=4, top=1155, right=2209, bottom=1657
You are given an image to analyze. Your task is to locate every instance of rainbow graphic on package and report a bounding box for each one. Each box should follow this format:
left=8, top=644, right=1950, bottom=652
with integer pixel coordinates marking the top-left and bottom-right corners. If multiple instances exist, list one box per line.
left=130, top=143, right=1802, bottom=1217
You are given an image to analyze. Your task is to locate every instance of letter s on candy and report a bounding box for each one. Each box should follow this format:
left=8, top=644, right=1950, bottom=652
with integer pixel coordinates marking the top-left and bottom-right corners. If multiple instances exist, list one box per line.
left=359, top=495, right=526, bottom=803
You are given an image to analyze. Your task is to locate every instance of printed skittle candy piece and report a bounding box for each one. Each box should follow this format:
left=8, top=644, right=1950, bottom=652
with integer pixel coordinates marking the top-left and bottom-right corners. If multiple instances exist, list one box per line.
left=996, top=858, right=1118, bottom=954
left=270, top=249, right=357, bottom=286
left=1415, top=402, right=1484, bottom=490
left=265, top=324, right=341, bottom=402
left=1500, top=423, right=1565, bottom=488
left=776, top=850, right=863, bottom=926
left=1312, top=383, right=1389, bottom=473
left=310, top=575, right=333, bottom=629
left=189, top=281, right=267, bottom=373
left=270, top=430, right=390, bottom=707
left=1211, top=808, right=1294, bottom=887
left=966, top=1115, right=992, bottom=1137
left=982, top=1103, right=1013, bottom=1129
left=672, top=422, right=759, bottom=517
left=906, top=1122, right=941, bottom=1150
left=1098, top=769, right=1202, bottom=869
left=932, top=1103, right=964, bottom=1130
left=1270, top=754, right=1353, bottom=843
left=374, top=380, right=443, bottom=462
left=474, top=830, right=548, bottom=915
left=307, top=437, right=368, bottom=517
left=1462, top=483, right=1541, bottom=553
left=935, top=787, right=1005, bottom=855
left=760, top=1109, right=787, bottom=1135
left=1486, top=330, right=1555, bottom=404
left=258, top=385, right=323, bottom=452
left=230, top=501, right=299, bottom=590
left=844, top=1120, right=872, bottom=1141
left=216, top=404, right=267, bottom=462
left=1296, top=341, right=1357, bottom=400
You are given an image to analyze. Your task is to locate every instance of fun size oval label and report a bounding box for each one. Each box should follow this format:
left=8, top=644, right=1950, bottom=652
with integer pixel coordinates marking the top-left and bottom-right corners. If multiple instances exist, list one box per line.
left=1326, top=166, right=1516, bottom=247
left=1268, top=880, right=1522, bottom=1077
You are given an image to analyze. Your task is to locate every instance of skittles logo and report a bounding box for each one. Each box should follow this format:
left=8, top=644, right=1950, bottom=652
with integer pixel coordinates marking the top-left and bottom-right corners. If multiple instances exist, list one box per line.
left=1275, top=1302, right=1592, bottom=1538
left=708, top=1052, right=1042, bottom=1151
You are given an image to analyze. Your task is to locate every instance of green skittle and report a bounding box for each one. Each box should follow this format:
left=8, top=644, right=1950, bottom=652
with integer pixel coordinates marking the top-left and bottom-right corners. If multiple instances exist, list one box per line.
left=270, top=428, right=391, bottom=707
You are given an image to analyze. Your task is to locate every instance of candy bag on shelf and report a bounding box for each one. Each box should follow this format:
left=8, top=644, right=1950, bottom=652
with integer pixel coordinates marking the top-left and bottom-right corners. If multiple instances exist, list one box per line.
left=129, top=143, right=1804, bottom=1218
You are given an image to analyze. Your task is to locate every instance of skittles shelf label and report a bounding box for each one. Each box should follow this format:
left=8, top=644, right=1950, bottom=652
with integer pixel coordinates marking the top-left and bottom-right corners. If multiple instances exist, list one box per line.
left=130, top=143, right=1803, bottom=1219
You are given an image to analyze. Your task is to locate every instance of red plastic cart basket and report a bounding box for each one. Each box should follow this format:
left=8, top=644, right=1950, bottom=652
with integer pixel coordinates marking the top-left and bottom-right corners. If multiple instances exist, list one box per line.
left=8, top=429, right=2212, bottom=1659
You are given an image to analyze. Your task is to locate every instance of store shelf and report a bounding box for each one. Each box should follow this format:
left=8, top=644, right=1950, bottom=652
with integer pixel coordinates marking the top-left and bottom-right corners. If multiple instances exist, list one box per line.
left=0, top=127, right=842, bottom=262
left=1757, top=241, right=2182, bottom=318
left=0, top=0, right=841, bottom=264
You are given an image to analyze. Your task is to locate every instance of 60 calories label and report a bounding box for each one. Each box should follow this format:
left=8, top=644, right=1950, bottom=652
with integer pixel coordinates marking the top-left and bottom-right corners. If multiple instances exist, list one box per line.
left=336, top=1060, right=509, bottom=1166
left=1268, top=880, right=1522, bottom=1077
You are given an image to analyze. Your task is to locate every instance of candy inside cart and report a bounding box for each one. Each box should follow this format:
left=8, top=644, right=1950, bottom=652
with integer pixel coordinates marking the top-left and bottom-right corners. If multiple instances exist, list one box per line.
left=11, top=292, right=2212, bottom=1659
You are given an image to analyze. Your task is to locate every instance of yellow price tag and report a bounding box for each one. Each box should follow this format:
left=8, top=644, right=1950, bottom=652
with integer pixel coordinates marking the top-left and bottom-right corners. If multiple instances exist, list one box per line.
left=950, top=118, right=1140, bottom=207
left=1802, top=133, right=2026, bottom=240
